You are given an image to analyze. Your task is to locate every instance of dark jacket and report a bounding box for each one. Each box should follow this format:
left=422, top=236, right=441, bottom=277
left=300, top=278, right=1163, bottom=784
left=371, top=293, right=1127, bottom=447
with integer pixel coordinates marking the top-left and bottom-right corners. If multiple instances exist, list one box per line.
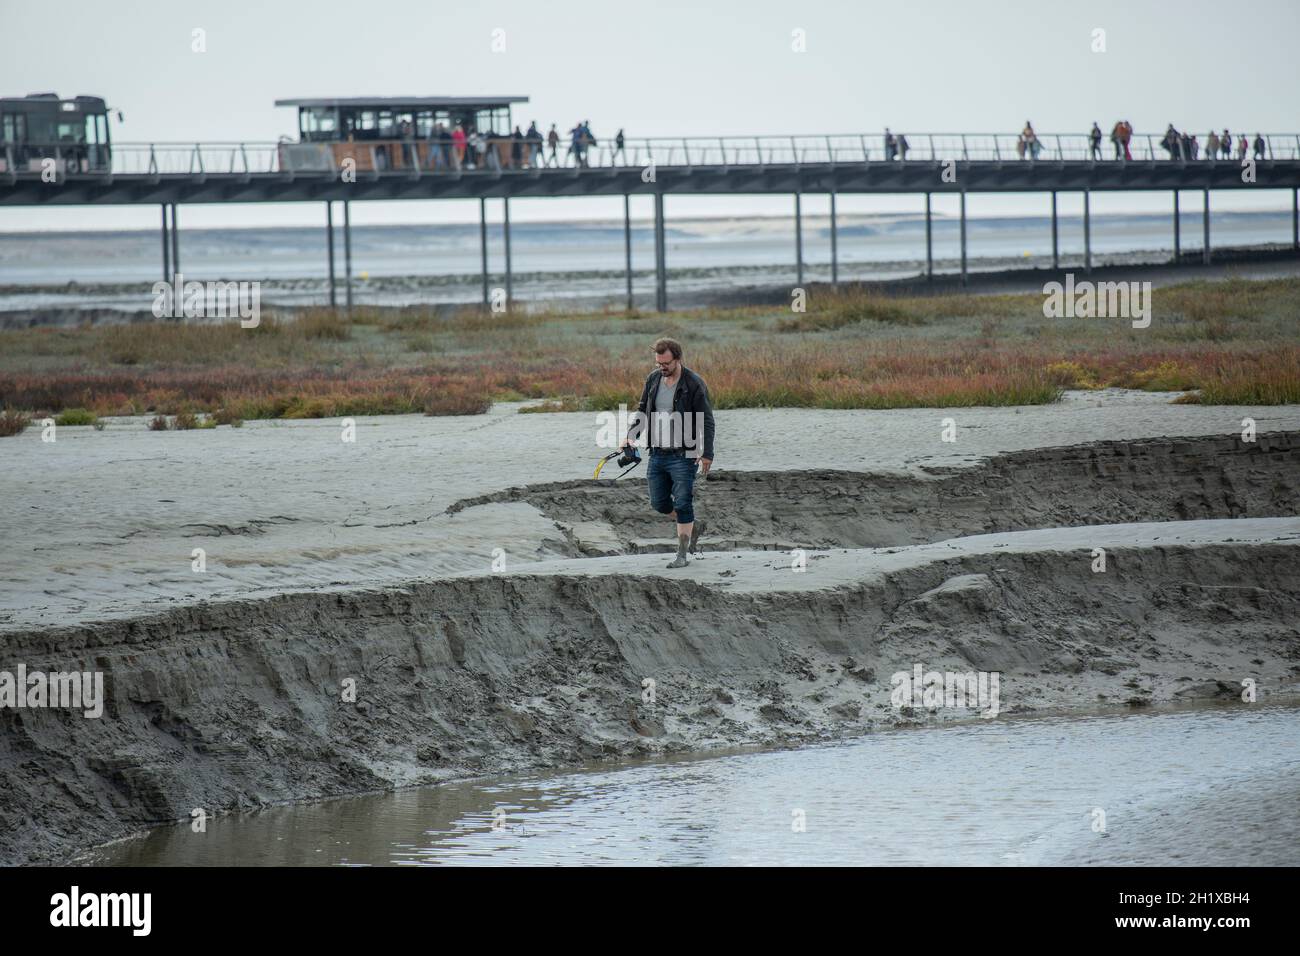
left=628, top=365, right=715, bottom=460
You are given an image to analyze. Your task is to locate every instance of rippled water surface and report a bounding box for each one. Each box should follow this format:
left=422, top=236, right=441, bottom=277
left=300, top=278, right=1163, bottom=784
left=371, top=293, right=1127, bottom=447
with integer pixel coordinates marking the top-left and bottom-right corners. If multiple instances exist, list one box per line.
left=87, top=706, right=1300, bottom=866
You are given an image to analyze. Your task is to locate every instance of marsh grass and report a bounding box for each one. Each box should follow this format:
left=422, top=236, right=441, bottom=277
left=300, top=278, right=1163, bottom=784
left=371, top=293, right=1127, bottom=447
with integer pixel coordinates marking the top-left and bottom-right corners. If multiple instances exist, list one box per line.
left=3, top=277, right=1298, bottom=420
left=53, top=407, right=98, bottom=426
left=0, top=409, right=29, bottom=436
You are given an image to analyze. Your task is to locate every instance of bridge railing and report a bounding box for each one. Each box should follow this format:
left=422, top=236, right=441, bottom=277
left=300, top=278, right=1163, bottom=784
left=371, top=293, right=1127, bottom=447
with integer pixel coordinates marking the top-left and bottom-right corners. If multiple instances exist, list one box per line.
left=6, top=133, right=1299, bottom=178
left=106, top=142, right=283, bottom=176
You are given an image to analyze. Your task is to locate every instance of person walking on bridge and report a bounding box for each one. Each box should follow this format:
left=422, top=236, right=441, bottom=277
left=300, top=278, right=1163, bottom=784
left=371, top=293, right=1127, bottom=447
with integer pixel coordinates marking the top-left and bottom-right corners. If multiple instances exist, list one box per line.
left=1089, top=122, right=1102, bottom=160
left=622, top=337, right=715, bottom=569
left=452, top=123, right=467, bottom=170
left=1020, top=121, right=1040, bottom=160
left=568, top=122, right=583, bottom=166
left=526, top=121, right=543, bottom=167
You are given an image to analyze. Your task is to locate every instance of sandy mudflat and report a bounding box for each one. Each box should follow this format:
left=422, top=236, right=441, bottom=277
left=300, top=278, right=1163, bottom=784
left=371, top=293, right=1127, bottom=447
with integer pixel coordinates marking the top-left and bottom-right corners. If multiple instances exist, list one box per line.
left=3, top=388, right=1299, bottom=631
left=3, top=388, right=1300, bottom=864
left=482, top=516, right=1300, bottom=593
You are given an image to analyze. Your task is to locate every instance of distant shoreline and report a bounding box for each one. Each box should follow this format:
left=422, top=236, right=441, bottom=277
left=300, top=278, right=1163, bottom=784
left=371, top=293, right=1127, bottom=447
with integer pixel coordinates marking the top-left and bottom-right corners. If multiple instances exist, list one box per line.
left=1, top=242, right=1297, bottom=327
left=1, top=205, right=1297, bottom=239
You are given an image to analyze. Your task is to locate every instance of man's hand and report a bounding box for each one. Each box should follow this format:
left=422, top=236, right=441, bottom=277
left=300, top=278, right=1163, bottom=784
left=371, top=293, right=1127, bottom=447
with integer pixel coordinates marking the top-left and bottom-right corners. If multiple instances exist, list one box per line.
left=698, top=457, right=712, bottom=476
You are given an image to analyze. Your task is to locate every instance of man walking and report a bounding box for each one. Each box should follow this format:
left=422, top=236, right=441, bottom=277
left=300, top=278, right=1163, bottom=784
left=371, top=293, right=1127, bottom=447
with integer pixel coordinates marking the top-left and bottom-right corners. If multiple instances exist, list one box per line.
left=623, top=337, right=715, bottom=568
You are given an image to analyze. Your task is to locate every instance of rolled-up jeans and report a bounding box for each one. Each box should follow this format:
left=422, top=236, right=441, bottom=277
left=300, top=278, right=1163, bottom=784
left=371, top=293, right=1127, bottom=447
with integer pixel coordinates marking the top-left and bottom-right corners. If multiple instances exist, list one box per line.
left=647, top=450, right=696, bottom=525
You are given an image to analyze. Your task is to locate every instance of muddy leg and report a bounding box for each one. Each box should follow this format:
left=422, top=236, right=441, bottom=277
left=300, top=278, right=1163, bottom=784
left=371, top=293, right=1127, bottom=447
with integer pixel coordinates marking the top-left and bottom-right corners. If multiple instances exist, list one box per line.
left=689, top=519, right=706, bottom=554
left=667, top=533, right=690, bottom=568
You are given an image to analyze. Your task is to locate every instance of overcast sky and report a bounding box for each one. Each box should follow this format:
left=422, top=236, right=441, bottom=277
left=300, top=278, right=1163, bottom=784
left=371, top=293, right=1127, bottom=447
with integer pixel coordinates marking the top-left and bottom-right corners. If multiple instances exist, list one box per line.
left=2, top=0, right=1297, bottom=231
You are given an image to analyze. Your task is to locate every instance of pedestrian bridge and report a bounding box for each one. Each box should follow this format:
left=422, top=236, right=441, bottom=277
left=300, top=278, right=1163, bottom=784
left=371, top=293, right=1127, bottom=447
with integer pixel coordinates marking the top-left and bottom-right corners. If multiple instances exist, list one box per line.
left=5, top=131, right=1300, bottom=203
left=5, top=132, right=1299, bottom=312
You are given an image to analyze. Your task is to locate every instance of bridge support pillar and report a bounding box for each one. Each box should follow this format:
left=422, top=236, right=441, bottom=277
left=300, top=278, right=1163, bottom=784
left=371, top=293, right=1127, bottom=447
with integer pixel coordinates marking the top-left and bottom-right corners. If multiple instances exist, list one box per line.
left=160, top=204, right=170, bottom=282
left=170, top=204, right=180, bottom=277
left=479, top=197, right=489, bottom=308
left=959, top=191, right=967, bottom=286
left=326, top=202, right=336, bottom=309
left=1203, top=189, right=1211, bottom=265
left=654, top=192, right=667, bottom=312
left=829, top=191, right=838, bottom=286
left=624, top=194, right=634, bottom=311
left=503, top=197, right=513, bottom=310
left=924, top=192, right=932, bottom=280
left=1293, top=187, right=1298, bottom=250
left=1083, top=190, right=1091, bottom=274
left=343, top=200, right=353, bottom=313
left=1173, top=191, right=1180, bottom=263
left=794, top=192, right=804, bottom=287
left=1050, top=192, right=1058, bottom=270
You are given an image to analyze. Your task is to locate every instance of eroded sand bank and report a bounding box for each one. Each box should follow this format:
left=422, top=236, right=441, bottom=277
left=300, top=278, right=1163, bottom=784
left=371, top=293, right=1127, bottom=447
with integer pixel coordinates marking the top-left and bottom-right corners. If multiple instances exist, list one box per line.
left=2, top=391, right=1298, bottom=864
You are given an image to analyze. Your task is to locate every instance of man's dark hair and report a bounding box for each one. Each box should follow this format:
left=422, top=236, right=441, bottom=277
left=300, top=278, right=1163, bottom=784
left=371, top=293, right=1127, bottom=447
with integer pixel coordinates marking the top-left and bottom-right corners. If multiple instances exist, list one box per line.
left=653, top=337, right=682, bottom=360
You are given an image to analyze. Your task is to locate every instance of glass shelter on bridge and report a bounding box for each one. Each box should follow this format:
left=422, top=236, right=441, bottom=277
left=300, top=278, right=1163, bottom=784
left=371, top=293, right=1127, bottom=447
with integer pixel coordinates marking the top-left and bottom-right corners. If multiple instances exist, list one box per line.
left=275, top=96, right=530, bottom=173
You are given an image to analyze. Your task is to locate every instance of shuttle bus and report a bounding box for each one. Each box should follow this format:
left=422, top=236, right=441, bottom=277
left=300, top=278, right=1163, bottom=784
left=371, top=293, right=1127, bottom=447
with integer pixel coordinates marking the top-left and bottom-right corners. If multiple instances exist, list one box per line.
left=0, top=92, right=112, bottom=174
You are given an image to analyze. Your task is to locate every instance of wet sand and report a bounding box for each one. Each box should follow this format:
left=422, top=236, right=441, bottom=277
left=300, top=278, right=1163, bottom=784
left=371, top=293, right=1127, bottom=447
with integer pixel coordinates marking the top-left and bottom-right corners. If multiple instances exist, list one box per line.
left=4, top=389, right=1300, bottom=631
left=3, top=389, right=1299, bottom=865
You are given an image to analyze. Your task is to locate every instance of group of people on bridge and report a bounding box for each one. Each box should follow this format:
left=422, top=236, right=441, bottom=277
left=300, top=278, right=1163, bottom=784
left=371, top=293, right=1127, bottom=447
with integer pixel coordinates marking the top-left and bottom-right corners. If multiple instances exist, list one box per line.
left=1154, top=125, right=1266, bottom=162
left=396, top=118, right=1272, bottom=171
left=1087, top=121, right=1266, bottom=162
left=398, top=119, right=625, bottom=171
left=1020, top=120, right=1267, bottom=162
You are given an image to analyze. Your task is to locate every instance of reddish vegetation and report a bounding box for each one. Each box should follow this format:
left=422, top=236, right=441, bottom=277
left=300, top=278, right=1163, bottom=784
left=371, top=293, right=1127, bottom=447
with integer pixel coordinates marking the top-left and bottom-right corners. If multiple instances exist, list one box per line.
left=2, top=342, right=1297, bottom=421
left=2, top=279, right=1297, bottom=422
left=0, top=366, right=494, bottom=420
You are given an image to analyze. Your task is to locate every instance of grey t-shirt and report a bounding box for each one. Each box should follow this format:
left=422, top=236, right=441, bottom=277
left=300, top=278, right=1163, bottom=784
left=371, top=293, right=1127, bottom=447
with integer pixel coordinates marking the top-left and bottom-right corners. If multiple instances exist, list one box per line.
left=651, top=376, right=679, bottom=448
